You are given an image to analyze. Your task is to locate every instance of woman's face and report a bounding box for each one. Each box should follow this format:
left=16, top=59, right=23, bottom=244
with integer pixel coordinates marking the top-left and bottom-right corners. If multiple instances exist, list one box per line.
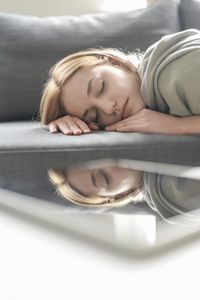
left=60, top=64, right=145, bottom=127
left=66, top=164, right=143, bottom=198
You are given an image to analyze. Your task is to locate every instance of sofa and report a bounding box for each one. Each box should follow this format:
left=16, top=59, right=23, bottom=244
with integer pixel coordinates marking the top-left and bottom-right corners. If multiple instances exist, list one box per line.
left=0, top=0, right=200, bottom=213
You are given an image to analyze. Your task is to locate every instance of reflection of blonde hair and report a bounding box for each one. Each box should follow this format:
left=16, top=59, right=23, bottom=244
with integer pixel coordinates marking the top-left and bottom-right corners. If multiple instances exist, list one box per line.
left=48, top=168, right=144, bottom=207
left=40, top=48, right=142, bottom=125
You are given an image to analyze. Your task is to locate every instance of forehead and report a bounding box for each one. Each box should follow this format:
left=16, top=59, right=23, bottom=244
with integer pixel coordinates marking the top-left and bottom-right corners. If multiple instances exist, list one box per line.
left=60, top=66, right=91, bottom=116
left=62, top=63, right=116, bottom=94
left=62, top=66, right=91, bottom=97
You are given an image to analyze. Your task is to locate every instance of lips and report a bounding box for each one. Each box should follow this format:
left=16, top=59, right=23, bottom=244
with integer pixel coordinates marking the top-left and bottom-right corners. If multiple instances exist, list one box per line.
left=121, top=98, right=129, bottom=119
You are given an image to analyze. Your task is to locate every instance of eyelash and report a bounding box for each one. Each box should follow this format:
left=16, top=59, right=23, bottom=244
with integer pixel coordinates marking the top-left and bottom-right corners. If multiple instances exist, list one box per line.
left=93, top=81, right=105, bottom=125
left=99, top=81, right=105, bottom=95
left=95, top=109, right=100, bottom=124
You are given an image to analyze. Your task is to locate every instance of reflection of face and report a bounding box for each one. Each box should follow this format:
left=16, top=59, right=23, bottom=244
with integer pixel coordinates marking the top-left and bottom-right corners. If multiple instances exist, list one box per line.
left=66, top=165, right=143, bottom=198
left=60, top=64, right=145, bottom=127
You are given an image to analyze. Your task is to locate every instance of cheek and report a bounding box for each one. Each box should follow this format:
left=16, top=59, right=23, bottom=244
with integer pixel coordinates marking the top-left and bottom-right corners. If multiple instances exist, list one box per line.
left=100, top=114, right=121, bottom=127
left=109, top=170, right=136, bottom=190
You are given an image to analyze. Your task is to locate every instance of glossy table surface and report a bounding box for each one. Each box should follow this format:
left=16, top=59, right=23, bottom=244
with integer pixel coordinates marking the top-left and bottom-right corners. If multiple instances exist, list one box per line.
left=0, top=205, right=199, bottom=300
left=0, top=151, right=200, bottom=300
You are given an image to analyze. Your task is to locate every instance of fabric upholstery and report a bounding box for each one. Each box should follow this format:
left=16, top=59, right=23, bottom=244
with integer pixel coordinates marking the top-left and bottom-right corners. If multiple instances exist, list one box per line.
left=0, top=0, right=180, bottom=122
left=0, top=121, right=200, bottom=166
left=179, top=0, right=200, bottom=30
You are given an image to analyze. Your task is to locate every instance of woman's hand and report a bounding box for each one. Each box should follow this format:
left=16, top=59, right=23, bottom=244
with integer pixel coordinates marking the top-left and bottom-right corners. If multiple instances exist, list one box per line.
left=48, top=115, right=100, bottom=135
left=105, top=108, right=184, bottom=135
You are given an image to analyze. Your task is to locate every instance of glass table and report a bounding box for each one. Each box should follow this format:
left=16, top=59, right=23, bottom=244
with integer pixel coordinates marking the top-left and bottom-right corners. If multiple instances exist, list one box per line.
left=0, top=150, right=200, bottom=255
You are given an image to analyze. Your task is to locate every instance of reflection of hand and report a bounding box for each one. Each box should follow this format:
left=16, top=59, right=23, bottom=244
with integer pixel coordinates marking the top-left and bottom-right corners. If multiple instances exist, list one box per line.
left=48, top=115, right=100, bottom=135
left=105, top=108, right=183, bottom=135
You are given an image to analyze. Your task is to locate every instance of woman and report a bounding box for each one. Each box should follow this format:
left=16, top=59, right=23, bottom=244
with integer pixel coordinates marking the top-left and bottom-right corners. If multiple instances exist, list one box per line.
left=48, top=161, right=144, bottom=207
left=40, top=29, right=200, bottom=135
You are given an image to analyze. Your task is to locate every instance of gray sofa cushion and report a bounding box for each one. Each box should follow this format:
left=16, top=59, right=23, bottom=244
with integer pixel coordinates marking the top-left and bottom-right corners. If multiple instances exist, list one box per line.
left=0, top=0, right=180, bottom=122
left=0, top=121, right=200, bottom=166
left=179, top=0, right=200, bottom=30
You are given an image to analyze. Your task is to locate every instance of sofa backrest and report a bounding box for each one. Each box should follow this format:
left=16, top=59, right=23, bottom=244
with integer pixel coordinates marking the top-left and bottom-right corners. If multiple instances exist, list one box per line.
left=179, top=0, right=200, bottom=30
left=0, top=0, right=181, bottom=122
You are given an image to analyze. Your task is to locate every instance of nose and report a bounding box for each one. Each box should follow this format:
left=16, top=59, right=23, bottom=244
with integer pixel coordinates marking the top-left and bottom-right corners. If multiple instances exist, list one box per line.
left=95, top=97, right=119, bottom=116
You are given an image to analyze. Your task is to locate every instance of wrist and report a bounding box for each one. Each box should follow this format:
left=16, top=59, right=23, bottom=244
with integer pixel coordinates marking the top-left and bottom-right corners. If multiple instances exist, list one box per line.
left=175, top=116, right=186, bottom=135
left=176, top=115, right=200, bottom=135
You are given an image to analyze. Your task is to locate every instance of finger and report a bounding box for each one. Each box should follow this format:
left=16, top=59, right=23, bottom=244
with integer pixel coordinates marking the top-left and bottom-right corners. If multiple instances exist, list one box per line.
left=57, top=122, right=73, bottom=135
left=48, top=123, right=58, bottom=134
left=116, top=122, right=147, bottom=133
left=75, top=119, right=91, bottom=134
left=116, top=126, right=134, bottom=132
left=88, top=122, right=100, bottom=131
left=105, top=116, right=143, bottom=131
left=105, top=124, right=118, bottom=131
left=67, top=120, right=83, bottom=135
left=105, top=113, right=144, bottom=130
left=105, top=119, right=128, bottom=131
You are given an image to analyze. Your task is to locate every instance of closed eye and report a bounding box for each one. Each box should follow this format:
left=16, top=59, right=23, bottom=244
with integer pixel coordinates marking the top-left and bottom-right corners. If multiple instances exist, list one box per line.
left=94, top=81, right=105, bottom=127
left=99, top=81, right=105, bottom=95
left=95, top=109, right=100, bottom=124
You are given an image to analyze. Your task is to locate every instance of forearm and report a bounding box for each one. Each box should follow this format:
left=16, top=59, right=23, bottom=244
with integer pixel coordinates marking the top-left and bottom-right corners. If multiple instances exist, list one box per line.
left=105, top=109, right=200, bottom=135
left=179, top=115, right=200, bottom=135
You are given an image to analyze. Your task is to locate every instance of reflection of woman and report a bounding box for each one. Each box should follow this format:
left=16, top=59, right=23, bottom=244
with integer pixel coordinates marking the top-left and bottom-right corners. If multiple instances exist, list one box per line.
left=48, top=161, right=200, bottom=226
left=40, top=29, right=200, bottom=135
left=48, top=163, right=144, bottom=207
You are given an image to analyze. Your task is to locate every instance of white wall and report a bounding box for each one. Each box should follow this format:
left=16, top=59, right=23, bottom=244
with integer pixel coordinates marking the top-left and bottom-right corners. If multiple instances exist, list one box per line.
left=0, top=0, right=159, bottom=16
left=0, top=0, right=101, bottom=16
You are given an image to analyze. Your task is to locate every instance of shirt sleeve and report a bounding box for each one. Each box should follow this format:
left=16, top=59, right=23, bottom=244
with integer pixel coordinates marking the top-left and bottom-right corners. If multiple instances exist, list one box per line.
left=138, top=29, right=200, bottom=115
left=158, top=49, right=200, bottom=116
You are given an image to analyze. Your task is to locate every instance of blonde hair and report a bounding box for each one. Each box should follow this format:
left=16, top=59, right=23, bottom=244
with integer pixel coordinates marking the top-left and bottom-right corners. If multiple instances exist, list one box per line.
left=40, top=48, right=142, bottom=125
left=48, top=168, right=144, bottom=207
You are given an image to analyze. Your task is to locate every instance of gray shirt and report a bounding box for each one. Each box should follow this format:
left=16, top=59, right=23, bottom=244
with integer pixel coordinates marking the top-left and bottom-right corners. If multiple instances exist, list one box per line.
left=138, top=30, right=200, bottom=224
left=138, top=29, right=200, bottom=116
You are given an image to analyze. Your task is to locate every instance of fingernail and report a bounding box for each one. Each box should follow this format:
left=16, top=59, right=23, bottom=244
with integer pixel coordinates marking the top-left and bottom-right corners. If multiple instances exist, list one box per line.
left=75, top=130, right=82, bottom=135
left=50, top=125, right=56, bottom=133
left=64, top=130, right=72, bottom=135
